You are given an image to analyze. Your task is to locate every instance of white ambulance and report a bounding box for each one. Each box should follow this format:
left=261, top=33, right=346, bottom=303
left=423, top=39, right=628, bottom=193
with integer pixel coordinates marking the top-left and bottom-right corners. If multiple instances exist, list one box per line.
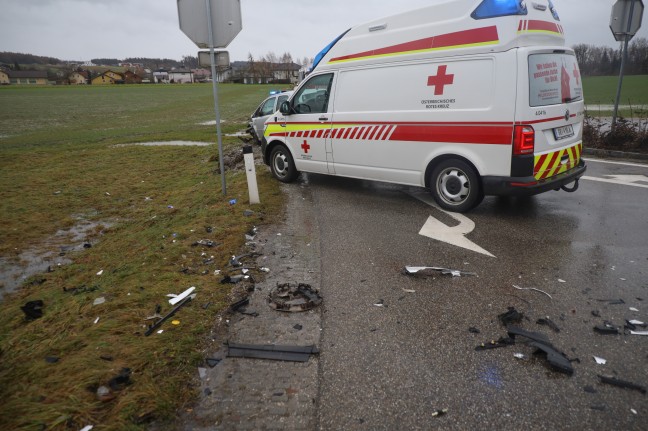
left=262, top=0, right=586, bottom=212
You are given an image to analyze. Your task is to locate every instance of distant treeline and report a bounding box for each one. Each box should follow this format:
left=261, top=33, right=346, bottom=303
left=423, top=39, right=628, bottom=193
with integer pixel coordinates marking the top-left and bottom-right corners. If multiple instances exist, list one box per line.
left=0, top=52, right=198, bottom=70
left=573, top=38, right=648, bottom=76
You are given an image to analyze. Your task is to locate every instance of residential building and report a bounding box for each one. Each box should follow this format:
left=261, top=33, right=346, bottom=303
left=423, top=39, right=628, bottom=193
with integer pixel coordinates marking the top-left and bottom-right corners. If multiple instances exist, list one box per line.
left=91, top=70, right=124, bottom=85
left=69, top=71, right=88, bottom=84
left=7, top=70, right=49, bottom=85
left=0, top=69, right=9, bottom=84
left=168, top=68, right=193, bottom=84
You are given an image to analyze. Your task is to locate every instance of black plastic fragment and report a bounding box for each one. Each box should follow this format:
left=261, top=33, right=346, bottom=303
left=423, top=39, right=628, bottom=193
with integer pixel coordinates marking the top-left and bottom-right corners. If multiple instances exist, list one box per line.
left=227, top=343, right=319, bottom=362
left=498, top=307, right=523, bottom=326
left=597, top=375, right=647, bottom=394
left=468, top=327, right=480, bottom=334
left=584, top=385, right=597, bottom=394
left=594, top=325, right=619, bottom=335
left=507, top=326, right=573, bottom=375
left=108, top=368, right=132, bottom=391
left=45, top=356, right=59, bottom=363
left=536, top=317, right=560, bottom=333
left=21, top=300, right=44, bottom=320
left=596, top=298, right=625, bottom=305
left=206, top=358, right=222, bottom=368
left=475, top=337, right=515, bottom=351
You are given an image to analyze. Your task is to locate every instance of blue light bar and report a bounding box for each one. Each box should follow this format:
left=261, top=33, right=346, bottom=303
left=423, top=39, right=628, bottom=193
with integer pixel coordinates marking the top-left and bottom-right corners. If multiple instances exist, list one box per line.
left=471, top=0, right=528, bottom=20
left=310, top=29, right=351, bottom=72
left=548, top=0, right=560, bottom=21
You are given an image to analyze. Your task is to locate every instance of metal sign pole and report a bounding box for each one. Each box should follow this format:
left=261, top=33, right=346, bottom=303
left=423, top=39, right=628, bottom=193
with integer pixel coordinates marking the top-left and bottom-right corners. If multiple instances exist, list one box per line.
left=205, top=0, right=227, bottom=195
left=612, top=0, right=636, bottom=131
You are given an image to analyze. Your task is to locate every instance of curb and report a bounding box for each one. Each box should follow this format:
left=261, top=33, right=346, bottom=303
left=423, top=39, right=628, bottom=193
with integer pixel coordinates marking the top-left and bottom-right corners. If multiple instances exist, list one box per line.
left=583, top=147, right=648, bottom=162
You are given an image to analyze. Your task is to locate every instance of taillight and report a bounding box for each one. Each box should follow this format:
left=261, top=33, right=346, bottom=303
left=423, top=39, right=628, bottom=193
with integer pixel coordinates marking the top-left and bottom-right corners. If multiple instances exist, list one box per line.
left=513, top=125, right=535, bottom=155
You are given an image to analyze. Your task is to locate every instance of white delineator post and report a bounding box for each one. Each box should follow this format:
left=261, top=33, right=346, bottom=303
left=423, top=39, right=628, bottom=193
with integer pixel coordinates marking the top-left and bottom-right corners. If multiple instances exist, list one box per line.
left=243, top=145, right=260, bottom=204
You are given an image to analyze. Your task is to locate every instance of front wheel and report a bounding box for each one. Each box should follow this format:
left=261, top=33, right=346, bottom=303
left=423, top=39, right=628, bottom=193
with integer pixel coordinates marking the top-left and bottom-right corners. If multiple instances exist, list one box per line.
left=269, top=145, right=299, bottom=183
left=430, top=159, right=483, bottom=212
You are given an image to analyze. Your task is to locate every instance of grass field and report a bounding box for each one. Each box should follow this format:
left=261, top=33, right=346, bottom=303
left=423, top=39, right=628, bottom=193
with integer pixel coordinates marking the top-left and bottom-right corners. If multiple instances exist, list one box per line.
left=583, top=74, right=648, bottom=116
left=0, top=83, right=286, bottom=430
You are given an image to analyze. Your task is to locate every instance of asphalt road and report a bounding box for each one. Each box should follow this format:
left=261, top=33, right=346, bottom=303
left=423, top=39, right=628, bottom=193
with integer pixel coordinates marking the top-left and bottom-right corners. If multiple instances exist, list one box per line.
left=305, top=156, right=648, bottom=430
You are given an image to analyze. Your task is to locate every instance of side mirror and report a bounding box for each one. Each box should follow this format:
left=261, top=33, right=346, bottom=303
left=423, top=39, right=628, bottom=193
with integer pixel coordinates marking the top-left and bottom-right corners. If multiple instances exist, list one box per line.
left=280, top=101, right=291, bottom=115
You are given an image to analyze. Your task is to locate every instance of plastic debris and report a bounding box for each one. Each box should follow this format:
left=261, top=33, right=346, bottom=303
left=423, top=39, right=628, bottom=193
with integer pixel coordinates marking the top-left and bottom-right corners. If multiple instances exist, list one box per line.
left=631, top=409, right=638, bottom=415
left=108, top=368, right=132, bottom=391
left=192, top=239, right=219, bottom=248
left=171, top=320, right=180, bottom=325
left=93, top=297, right=106, bottom=306
left=229, top=297, right=259, bottom=317
left=536, top=317, right=560, bottom=333
left=513, top=284, right=553, bottom=299
left=21, top=300, right=44, bottom=320
left=198, top=367, right=207, bottom=380
left=468, top=327, right=480, bottom=334
left=229, top=199, right=237, bottom=205
left=629, top=307, right=639, bottom=312
left=431, top=409, right=448, bottom=417
left=227, top=343, right=319, bottom=362
left=402, top=288, right=416, bottom=293
left=145, top=294, right=196, bottom=336
left=245, top=226, right=258, bottom=241
left=80, top=426, right=94, bottom=431
left=260, top=267, right=270, bottom=273
left=206, top=358, right=222, bottom=368
left=514, top=353, right=527, bottom=360
left=96, top=385, right=114, bottom=402
left=403, top=266, right=476, bottom=277
left=268, top=283, right=322, bottom=312
left=558, top=279, right=566, bottom=283
left=94, top=317, right=100, bottom=324
left=498, top=307, right=524, bottom=326
left=629, top=320, right=645, bottom=326
left=374, top=300, right=385, bottom=307
left=594, top=323, right=620, bottom=335
left=596, top=298, right=625, bottom=305
left=507, top=326, right=573, bottom=375
left=630, top=330, right=648, bottom=336
left=243, top=210, right=254, bottom=217
left=475, top=337, right=515, bottom=350
left=593, top=356, right=607, bottom=365
left=597, top=375, right=647, bottom=394
left=45, top=356, right=59, bottom=363
left=96, top=269, right=104, bottom=276
left=168, top=286, right=195, bottom=305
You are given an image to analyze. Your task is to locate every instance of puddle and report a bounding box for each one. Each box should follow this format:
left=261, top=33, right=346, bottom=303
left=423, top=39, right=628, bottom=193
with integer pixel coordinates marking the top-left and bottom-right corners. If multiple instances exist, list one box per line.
left=113, top=141, right=211, bottom=147
left=0, top=218, right=112, bottom=302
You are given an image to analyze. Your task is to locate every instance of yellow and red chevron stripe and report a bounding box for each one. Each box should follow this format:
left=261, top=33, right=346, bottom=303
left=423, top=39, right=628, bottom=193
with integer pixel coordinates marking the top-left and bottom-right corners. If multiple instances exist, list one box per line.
left=517, top=20, right=564, bottom=36
left=328, top=26, right=499, bottom=64
left=534, top=142, right=582, bottom=180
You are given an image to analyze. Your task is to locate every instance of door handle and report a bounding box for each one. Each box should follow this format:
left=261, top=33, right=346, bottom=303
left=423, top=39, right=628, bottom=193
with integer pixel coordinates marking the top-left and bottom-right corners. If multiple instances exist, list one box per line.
left=319, top=116, right=329, bottom=122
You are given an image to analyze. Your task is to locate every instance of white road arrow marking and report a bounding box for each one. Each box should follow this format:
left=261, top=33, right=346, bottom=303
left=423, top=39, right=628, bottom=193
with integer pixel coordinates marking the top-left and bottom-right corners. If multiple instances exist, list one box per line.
left=582, top=174, right=648, bottom=189
left=408, top=190, right=495, bottom=257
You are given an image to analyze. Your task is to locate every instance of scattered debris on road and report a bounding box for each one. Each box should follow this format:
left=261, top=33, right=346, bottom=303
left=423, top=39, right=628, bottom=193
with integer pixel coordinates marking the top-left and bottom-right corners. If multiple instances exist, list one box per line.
left=513, top=284, right=553, bottom=299
left=268, top=283, right=322, bottom=312
left=594, top=322, right=620, bottom=335
left=227, top=343, right=319, bottom=362
left=507, top=326, right=573, bottom=375
left=229, top=297, right=258, bottom=317
left=593, top=356, right=607, bottom=365
left=597, top=375, right=647, bottom=394
left=498, top=307, right=524, bottom=326
left=402, top=266, right=477, bottom=277
left=536, top=317, right=560, bottom=333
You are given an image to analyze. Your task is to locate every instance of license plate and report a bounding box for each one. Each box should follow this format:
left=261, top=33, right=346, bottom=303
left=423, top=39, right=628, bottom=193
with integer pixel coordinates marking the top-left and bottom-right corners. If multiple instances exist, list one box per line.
left=553, top=124, right=574, bottom=140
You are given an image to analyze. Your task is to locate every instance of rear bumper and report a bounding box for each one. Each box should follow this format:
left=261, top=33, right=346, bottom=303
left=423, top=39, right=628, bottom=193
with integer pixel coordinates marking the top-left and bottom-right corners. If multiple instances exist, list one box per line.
left=482, top=160, right=586, bottom=196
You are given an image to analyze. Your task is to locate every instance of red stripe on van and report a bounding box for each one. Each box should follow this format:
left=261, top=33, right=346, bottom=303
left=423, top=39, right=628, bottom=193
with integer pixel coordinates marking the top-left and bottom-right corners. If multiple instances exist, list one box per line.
left=329, top=26, right=499, bottom=63
left=526, top=20, right=561, bottom=34
left=388, top=124, right=513, bottom=145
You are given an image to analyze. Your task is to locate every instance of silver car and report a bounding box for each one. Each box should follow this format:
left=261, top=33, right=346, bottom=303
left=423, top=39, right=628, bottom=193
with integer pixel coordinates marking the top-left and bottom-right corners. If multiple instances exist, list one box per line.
left=248, top=91, right=293, bottom=143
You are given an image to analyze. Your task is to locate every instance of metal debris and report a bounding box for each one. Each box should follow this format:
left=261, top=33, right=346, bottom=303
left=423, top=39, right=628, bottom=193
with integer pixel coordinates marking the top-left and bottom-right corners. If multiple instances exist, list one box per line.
left=145, top=294, right=195, bottom=336
left=402, top=266, right=477, bottom=277
left=227, top=343, right=319, bottom=362
left=268, top=283, right=322, bottom=312
left=513, top=284, right=553, bottom=299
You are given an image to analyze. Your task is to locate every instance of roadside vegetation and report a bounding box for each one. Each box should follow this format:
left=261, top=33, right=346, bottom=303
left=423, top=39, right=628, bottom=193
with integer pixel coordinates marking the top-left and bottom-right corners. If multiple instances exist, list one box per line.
left=0, top=83, right=285, bottom=430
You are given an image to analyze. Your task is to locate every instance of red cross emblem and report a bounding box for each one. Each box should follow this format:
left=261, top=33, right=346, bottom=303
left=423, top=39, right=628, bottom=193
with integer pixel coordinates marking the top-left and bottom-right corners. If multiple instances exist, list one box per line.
left=427, top=65, right=454, bottom=95
left=301, top=140, right=311, bottom=154
left=572, top=64, right=580, bottom=86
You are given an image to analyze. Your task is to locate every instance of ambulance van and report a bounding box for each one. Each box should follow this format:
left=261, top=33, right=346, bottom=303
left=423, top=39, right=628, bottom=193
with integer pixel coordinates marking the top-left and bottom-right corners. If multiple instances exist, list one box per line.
left=262, top=0, right=586, bottom=212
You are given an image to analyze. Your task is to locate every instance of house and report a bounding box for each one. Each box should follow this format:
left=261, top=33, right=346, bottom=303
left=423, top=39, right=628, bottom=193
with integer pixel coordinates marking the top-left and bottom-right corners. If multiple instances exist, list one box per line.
left=69, top=71, right=88, bottom=85
left=91, top=70, right=125, bottom=85
left=191, top=68, right=211, bottom=82
left=124, top=70, right=142, bottom=84
left=0, top=69, right=9, bottom=84
left=153, top=69, right=169, bottom=83
left=168, top=68, right=193, bottom=84
left=216, top=61, right=301, bottom=85
left=7, top=70, right=49, bottom=85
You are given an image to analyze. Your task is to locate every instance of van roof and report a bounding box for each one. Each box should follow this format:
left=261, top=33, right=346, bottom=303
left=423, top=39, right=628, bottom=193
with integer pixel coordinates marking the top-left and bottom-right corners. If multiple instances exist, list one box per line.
left=314, top=0, right=566, bottom=71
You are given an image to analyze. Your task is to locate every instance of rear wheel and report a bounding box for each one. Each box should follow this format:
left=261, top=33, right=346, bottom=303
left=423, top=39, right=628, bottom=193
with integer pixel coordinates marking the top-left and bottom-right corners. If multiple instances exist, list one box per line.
left=269, top=145, right=299, bottom=183
left=430, top=159, right=483, bottom=212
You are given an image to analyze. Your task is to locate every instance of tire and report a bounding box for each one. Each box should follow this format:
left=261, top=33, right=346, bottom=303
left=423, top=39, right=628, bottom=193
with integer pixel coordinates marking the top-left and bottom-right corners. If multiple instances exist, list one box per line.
left=269, top=145, right=299, bottom=183
left=429, top=159, right=484, bottom=212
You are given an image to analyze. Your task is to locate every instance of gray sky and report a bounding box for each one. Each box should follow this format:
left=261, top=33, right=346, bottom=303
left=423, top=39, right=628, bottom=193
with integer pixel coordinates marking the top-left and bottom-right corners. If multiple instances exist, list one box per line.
left=1, top=0, right=646, bottom=63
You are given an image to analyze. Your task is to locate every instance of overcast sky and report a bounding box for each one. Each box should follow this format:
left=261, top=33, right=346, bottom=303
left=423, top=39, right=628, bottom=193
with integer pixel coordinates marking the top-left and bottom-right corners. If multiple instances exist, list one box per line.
left=1, top=0, right=646, bottom=63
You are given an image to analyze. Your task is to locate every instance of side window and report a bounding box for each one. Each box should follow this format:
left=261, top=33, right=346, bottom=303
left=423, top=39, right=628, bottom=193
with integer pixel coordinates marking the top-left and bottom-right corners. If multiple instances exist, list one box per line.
left=292, top=73, right=333, bottom=114
left=259, top=97, right=277, bottom=116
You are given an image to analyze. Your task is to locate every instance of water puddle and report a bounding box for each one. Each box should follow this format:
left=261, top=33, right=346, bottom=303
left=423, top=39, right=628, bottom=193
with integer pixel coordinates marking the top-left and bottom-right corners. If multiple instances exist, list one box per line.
left=0, top=218, right=112, bottom=302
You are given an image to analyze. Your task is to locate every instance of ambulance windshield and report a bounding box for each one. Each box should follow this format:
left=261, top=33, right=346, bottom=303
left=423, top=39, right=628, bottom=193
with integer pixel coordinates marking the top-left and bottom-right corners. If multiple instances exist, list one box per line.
left=528, top=53, right=582, bottom=107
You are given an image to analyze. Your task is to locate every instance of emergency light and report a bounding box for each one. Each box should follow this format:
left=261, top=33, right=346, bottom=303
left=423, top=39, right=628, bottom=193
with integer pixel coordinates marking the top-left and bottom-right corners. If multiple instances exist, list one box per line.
left=471, top=0, right=528, bottom=20
left=548, top=0, right=560, bottom=21
left=311, top=29, right=350, bottom=71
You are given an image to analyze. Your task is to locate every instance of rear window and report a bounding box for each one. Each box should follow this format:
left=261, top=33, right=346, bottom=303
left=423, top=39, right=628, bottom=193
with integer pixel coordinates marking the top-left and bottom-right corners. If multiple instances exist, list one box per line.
left=528, top=53, right=582, bottom=107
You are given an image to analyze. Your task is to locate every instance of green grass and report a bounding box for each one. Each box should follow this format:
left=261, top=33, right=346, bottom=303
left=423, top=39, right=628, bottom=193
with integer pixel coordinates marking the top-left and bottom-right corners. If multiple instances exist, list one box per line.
left=583, top=75, right=648, bottom=116
left=0, top=83, right=285, bottom=430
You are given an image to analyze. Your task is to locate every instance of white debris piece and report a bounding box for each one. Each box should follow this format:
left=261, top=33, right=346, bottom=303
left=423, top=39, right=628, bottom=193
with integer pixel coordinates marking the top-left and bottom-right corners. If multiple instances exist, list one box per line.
left=593, top=356, right=607, bottom=365
left=94, top=317, right=100, bottom=324
left=629, top=320, right=645, bottom=325
left=168, top=286, right=196, bottom=305
left=629, top=307, right=639, bottom=312
left=514, top=353, right=526, bottom=359
left=93, top=297, right=106, bottom=306
left=96, top=270, right=104, bottom=276
left=558, top=279, right=566, bottom=283
left=630, top=331, right=648, bottom=336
